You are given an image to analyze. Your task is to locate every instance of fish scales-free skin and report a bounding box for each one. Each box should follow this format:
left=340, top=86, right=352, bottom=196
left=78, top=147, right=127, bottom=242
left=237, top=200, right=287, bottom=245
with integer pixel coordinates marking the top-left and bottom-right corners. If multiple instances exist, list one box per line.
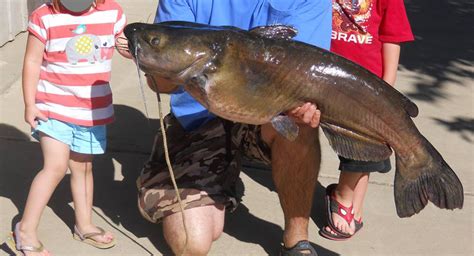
left=124, top=22, right=463, bottom=218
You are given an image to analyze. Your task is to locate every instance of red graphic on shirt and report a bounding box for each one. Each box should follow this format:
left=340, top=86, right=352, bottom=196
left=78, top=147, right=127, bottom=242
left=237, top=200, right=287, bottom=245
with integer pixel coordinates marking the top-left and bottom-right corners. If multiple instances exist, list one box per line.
left=333, top=0, right=372, bottom=35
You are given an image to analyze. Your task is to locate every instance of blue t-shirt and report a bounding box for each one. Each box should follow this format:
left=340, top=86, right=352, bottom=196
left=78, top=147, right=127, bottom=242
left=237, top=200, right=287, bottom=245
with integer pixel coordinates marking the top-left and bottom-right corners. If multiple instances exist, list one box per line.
left=155, top=0, right=332, bottom=131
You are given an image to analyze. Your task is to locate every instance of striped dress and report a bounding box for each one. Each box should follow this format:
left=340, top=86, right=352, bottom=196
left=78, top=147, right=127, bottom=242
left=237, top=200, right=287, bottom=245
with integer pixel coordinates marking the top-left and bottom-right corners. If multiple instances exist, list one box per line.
left=28, top=1, right=126, bottom=126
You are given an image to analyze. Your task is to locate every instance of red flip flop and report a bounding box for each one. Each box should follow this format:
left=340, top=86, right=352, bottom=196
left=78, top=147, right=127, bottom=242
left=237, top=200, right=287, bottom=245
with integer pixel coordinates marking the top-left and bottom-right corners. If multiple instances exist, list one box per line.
left=319, top=184, right=363, bottom=241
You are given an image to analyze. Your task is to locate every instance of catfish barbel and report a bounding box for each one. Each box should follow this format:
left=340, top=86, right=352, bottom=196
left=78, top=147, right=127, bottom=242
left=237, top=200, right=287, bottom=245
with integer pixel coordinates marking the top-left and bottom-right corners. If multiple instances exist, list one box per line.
left=124, top=21, right=463, bottom=218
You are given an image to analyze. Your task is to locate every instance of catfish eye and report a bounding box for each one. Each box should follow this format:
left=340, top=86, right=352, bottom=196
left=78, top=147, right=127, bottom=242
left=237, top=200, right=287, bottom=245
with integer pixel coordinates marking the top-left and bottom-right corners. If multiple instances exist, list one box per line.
left=150, top=37, right=160, bottom=46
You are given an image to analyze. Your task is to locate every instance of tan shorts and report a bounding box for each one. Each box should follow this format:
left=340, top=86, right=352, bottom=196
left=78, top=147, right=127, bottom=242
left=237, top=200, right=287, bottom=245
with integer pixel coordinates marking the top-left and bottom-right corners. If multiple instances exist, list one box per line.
left=137, top=114, right=271, bottom=223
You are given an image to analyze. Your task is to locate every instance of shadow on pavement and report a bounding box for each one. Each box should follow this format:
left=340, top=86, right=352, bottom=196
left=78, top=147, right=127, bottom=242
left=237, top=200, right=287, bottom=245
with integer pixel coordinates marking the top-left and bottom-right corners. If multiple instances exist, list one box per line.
left=401, top=0, right=473, bottom=103
left=240, top=163, right=334, bottom=255
left=92, top=104, right=173, bottom=255
left=226, top=204, right=338, bottom=256
left=0, top=106, right=336, bottom=255
left=0, top=124, right=76, bottom=226
left=0, top=123, right=77, bottom=254
left=433, top=117, right=474, bottom=143
left=242, top=161, right=328, bottom=228
left=0, top=110, right=172, bottom=255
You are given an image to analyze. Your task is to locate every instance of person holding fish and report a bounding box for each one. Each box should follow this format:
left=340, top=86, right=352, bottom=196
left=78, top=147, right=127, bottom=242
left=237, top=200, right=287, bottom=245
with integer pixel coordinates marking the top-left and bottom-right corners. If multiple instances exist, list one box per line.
left=319, top=0, right=415, bottom=241
left=7, top=0, right=129, bottom=255
left=132, top=0, right=331, bottom=255
left=125, top=0, right=463, bottom=254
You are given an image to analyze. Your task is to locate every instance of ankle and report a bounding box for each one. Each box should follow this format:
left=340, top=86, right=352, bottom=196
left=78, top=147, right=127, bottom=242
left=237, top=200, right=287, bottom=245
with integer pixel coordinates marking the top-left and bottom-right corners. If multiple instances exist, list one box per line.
left=18, top=222, right=36, bottom=235
left=333, top=189, right=353, bottom=207
left=283, top=232, right=308, bottom=248
left=16, top=228, right=40, bottom=245
left=75, top=222, right=95, bottom=231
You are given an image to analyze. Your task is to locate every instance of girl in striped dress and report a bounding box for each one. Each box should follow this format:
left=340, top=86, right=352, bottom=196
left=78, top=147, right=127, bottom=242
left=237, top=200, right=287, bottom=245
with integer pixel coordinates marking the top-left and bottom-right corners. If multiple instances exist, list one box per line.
left=9, top=0, right=130, bottom=255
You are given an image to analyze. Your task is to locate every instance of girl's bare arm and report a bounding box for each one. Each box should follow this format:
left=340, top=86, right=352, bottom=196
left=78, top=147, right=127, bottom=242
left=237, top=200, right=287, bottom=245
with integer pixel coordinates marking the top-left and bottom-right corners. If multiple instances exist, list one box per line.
left=23, top=33, right=47, bottom=128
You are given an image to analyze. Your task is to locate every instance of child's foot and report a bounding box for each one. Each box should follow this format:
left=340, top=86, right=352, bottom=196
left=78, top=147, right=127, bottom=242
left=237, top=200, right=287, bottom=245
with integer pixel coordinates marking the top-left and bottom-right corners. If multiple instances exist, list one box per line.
left=327, top=184, right=356, bottom=235
left=325, top=193, right=356, bottom=236
left=320, top=184, right=365, bottom=241
left=319, top=184, right=357, bottom=240
left=73, top=225, right=115, bottom=249
left=324, top=216, right=355, bottom=236
left=13, top=223, right=51, bottom=256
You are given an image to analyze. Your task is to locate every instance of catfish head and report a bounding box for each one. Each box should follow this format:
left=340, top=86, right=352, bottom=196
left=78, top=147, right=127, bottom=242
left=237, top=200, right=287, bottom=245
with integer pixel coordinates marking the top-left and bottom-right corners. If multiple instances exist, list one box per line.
left=124, top=22, right=222, bottom=85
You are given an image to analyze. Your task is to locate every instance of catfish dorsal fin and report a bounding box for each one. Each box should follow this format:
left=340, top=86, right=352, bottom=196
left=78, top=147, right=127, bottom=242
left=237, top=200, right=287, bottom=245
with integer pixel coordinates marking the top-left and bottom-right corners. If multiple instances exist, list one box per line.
left=249, top=25, right=298, bottom=40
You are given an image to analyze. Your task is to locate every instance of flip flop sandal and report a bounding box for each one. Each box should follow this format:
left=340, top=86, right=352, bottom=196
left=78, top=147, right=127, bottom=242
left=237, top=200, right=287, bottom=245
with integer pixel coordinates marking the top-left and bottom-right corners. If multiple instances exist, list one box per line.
left=73, top=225, right=116, bottom=249
left=354, top=218, right=364, bottom=234
left=5, top=223, right=46, bottom=256
left=280, top=240, right=318, bottom=256
left=319, top=221, right=363, bottom=241
left=319, top=183, right=356, bottom=241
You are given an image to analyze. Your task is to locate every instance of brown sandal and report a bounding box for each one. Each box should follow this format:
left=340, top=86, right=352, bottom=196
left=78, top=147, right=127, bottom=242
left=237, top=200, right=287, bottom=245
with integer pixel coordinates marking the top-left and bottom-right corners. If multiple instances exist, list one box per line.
left=73, top=225, right=116, bottom=249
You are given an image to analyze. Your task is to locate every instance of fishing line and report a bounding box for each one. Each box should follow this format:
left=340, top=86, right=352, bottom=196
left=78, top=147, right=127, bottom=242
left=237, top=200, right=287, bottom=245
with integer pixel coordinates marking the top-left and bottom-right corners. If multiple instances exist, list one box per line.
left=148, top=75, right=189, bottom=256
left=133, top=37, right=151, bottom=121
left=91, top=207, right=154, bottom=255
left=134, top=41, right=189, bottom=255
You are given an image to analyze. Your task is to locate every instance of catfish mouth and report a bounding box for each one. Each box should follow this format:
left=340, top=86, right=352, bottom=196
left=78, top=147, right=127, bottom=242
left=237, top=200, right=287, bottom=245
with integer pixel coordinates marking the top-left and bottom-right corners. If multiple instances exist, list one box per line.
left=134, top=49, right=208, bottom=84
left=125, top=30, right=209, bottom=83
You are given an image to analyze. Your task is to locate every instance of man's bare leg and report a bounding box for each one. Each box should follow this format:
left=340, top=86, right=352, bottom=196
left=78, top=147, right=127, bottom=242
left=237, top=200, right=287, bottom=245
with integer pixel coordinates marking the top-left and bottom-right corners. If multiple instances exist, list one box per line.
left=261, top=124, right=321, bottom=248
left=162, top=204, right=225, bottom=256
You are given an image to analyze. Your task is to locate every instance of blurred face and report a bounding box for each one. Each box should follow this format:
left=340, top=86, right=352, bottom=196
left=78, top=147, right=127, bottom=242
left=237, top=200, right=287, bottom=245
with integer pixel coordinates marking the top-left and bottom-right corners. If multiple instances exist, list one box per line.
left=59, top=0, right=94, bottom=12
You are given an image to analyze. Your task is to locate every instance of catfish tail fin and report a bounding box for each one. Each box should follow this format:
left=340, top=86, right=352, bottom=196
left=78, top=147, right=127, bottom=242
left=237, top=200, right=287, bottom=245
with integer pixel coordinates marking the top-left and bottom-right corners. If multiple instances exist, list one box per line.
left=394, top=137, right=464, bottom=218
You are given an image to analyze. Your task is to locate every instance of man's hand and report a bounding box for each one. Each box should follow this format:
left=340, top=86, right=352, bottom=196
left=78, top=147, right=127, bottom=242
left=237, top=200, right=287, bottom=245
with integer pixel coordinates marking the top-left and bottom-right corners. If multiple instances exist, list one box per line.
left=286, top=102, right=321, bottom=128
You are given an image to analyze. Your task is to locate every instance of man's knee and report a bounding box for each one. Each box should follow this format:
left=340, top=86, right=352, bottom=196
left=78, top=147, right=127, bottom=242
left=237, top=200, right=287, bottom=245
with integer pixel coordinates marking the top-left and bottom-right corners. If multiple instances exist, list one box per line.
left=176, top=238, right=213, bottom=256
left=162, top=205, right=225, bottom=255
left=163, top=220, right=213, bottom=256
left=212, top=204, right=225, bottom=241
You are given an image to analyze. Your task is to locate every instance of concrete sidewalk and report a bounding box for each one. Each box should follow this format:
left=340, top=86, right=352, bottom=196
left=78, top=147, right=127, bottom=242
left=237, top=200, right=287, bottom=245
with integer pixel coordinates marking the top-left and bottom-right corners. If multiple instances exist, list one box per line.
left=1, top=0, right=472, bottom=255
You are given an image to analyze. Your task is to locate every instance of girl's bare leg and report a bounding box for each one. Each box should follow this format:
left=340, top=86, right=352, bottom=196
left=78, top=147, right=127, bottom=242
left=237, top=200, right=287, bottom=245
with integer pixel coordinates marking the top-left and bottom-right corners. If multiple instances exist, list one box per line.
left=69, top=152, right=113, bottom=243
left=18, top=133, right=70, bottom=256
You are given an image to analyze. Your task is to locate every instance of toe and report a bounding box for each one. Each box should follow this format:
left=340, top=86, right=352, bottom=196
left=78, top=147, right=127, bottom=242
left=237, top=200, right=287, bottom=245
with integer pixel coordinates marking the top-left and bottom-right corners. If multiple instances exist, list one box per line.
left=104, top=231, right=114, bottom=241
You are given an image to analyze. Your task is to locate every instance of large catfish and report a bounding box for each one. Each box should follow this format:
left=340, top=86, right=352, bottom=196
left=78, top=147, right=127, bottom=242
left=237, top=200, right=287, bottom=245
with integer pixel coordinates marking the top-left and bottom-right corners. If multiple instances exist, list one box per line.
left=124, top=21, right=463, bottom=218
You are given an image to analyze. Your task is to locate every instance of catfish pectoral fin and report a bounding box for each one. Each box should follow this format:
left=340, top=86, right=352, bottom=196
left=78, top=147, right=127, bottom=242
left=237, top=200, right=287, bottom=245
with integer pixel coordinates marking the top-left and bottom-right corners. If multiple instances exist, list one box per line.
left=271, top=115, right=299, bottom=141
left=320, top=123, right=392, bottom=162
left=394, top=137, right=464, bottom=218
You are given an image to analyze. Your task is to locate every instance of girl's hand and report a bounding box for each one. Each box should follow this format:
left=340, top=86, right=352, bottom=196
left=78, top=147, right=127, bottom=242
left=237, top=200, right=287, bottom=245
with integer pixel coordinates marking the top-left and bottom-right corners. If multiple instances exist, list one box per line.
left=25, top=105, right=47, bottom=129
left=115, top=33, right=133, bottom=59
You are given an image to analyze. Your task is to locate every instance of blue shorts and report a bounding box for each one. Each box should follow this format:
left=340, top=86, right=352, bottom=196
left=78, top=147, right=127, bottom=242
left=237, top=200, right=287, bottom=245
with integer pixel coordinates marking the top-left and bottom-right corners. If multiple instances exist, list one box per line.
left=32, top=118, right=106, bottom=155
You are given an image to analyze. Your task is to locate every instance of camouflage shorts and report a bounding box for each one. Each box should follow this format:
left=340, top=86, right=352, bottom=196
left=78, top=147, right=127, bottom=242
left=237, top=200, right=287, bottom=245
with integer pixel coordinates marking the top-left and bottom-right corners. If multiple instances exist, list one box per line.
left=137, top=114, right=271, bottom=223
